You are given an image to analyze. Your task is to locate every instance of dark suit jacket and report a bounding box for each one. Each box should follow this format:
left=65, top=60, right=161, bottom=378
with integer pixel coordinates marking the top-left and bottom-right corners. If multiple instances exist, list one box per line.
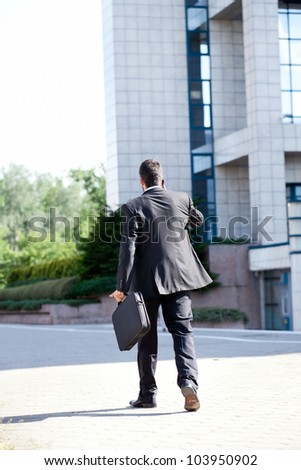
left=116, top=187, right=212, bottom=299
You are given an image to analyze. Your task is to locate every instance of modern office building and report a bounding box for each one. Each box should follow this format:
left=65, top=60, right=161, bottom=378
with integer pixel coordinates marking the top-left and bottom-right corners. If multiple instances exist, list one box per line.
left=102, top=0, right=301, bottom=330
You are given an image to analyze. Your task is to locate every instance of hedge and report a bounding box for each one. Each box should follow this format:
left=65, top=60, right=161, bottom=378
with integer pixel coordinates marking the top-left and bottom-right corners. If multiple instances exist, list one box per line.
left=0, top=299, right=97, bottom=311
left=192, top=307, right=249, bottom=324
left=0, top=276, right=116, bottom=302
left=0, top=277, right=77, bottom=301
left=6, top=256, right=83, bottom=285
left=69, top=277, right=116, bottom=298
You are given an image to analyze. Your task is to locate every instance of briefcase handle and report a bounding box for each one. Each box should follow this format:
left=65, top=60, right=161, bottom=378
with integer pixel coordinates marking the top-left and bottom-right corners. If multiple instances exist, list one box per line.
left=118, top=294, right=128, bottom=306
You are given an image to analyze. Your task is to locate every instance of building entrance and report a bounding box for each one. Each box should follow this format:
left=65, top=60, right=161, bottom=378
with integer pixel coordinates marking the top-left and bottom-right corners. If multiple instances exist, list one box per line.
left=264, top=270, right=292, bottom=330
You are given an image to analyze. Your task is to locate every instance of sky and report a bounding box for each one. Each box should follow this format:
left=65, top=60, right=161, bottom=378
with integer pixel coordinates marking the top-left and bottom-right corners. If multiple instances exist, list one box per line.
left=0, top=0, right=106, bottom=177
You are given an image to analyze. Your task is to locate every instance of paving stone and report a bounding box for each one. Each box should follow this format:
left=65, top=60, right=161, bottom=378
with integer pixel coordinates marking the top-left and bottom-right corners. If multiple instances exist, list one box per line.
left=0, top=324, right=300, bottom=450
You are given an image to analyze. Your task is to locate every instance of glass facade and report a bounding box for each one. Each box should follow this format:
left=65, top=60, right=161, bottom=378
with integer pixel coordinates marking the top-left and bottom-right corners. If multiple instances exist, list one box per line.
left=279, top=1, right=301, bottom=123
left=185, top=0, right=215, bottom=237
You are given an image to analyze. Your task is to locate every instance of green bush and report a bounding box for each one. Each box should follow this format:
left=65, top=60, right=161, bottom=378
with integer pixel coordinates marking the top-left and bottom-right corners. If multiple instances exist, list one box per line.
left=70, top=277, right=116, bottom=298
left=6, top=278, right=50, bottom=288
left=0, top=300, right=12, bottom=310
left=6, top=256, right=82, bottom=285
left=6, top=301, right=27, bottom=311
left=192, top=307, right=249, bottom=324
left=0, top=276, right=115, bottom=303
left=0, top=277, right=77, bottom=301
left=0, top=298, right=97, bottom=311
left=14, top=300, right=49, bottom=310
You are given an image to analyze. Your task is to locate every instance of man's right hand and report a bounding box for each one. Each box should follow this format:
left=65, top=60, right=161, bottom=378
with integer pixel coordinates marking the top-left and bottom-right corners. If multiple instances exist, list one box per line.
left=109, top=290, right=126, bottom=303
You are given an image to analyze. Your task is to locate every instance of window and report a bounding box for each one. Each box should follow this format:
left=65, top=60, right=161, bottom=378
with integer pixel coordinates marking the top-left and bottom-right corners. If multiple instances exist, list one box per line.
left=279, top=1, right=301, bottom=123
left=287, top=183, right=301, bottom=201
left=185, top=0, right=216, bottom=235
left=193, top=155, right=213, bottom=177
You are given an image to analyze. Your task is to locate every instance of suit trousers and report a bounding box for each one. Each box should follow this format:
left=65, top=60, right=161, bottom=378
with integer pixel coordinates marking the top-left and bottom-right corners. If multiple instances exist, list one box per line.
left=137, top=291, right=198, bottom=400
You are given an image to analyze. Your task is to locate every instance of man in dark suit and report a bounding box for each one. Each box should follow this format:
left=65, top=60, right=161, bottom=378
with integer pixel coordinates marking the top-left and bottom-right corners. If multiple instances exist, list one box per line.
left=110, top=159, right=212, bottom=411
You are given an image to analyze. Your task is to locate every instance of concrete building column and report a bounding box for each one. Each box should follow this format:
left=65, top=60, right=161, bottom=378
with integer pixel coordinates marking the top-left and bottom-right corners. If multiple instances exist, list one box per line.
left=288, top=202, right=301, bottom=331
left=101, top=0, right=192, bottom=207
left=290, top=256, right=301, bottom=330
left=242, top=0, right=288, bottom=244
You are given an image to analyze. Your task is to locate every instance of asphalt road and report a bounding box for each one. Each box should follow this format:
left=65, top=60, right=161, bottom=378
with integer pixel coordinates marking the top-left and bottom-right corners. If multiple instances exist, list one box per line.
left=0, top=324, right=301, bottom=450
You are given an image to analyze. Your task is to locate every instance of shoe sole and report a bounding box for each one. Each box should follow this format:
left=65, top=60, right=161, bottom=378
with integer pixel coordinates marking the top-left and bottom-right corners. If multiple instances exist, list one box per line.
left=137, top=403, right=157, bottom=408
left=129, top=401, right=157, bottom=408
left=181, top=386, right=200, bottom=412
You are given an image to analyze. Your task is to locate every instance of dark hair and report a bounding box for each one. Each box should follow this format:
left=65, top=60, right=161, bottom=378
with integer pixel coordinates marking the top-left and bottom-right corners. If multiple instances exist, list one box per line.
left=139, top=159, right=163, bottom=188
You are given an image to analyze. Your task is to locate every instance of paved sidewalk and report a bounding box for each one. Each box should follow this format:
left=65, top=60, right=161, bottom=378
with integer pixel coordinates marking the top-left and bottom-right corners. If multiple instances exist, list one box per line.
left=0, top=324, right=301, bottom=450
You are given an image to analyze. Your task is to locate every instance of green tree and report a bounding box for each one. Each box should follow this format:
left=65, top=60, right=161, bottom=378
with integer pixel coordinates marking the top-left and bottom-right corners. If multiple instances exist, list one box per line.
left=0, top=164, right=38, bottom=249
left=78, top=207, right=121, bottom=279
left=0, top=163, right=106, bottom=285
left=69, top=166, right=106, bottom=215
left=34, top=172, right=84, bottom=228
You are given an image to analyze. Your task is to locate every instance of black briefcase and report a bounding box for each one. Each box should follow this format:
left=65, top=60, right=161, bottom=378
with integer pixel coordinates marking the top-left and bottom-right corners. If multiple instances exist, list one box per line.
left=112, top=292, right=150, bottom=351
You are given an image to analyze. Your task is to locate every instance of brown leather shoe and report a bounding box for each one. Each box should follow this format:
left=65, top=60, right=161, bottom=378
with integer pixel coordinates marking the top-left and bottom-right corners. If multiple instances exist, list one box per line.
left=181, top=386, right=200, bottom=411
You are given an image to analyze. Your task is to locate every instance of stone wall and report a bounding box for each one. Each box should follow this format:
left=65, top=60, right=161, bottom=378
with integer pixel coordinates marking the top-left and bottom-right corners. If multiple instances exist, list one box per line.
left=191, top=244, right=261, bottom=329
left=0, top=297, right=116, bottom=325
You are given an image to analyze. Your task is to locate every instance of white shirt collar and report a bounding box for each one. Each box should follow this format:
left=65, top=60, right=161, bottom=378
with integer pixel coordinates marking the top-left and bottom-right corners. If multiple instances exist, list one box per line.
left=143, top=185, right=162, bottom=193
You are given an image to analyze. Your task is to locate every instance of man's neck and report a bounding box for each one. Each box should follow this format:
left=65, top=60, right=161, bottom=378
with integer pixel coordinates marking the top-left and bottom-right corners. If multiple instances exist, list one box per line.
left=143, top=185, right=162, bottom=193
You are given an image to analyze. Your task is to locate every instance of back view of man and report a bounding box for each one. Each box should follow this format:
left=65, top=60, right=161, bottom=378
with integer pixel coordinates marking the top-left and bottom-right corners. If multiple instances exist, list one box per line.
left=110, top=159, right=212, bottom=411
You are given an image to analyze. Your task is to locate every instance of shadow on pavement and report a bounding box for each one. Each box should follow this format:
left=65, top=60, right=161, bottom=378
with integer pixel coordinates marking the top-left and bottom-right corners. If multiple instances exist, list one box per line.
left=1, top=408, right=186, bottom=423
